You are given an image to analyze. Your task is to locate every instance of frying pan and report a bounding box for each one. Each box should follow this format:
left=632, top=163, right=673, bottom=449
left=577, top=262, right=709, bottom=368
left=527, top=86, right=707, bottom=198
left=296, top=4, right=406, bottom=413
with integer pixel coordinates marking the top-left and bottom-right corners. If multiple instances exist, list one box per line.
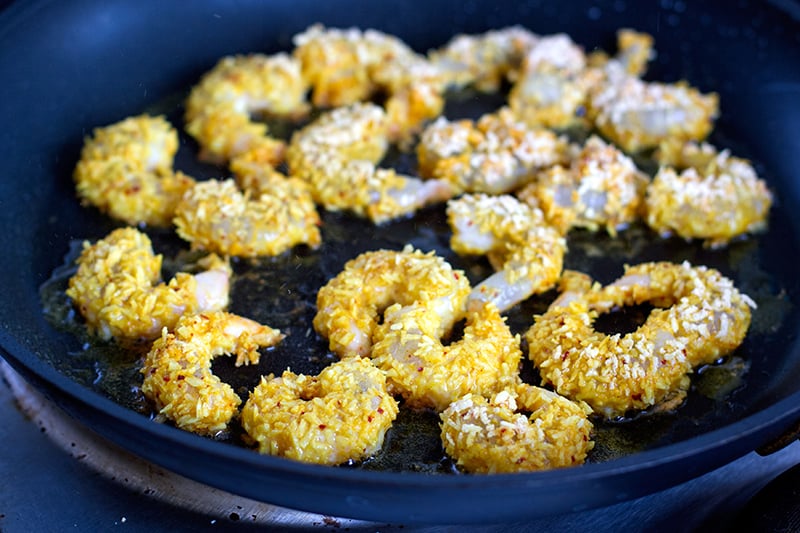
left=1, top=0, right=800, bottom=524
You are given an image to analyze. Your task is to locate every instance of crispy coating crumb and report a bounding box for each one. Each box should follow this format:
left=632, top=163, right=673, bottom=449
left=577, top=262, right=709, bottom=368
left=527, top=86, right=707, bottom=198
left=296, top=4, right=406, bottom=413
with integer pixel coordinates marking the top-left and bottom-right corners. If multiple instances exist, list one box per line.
left=371, top=300, right=522, bottom=411
left=241, top=356, right=398, bottom=465
left=313, top=246, right=471, bottom=358
left=526, top=261, right=754, bottom=418
left=73, top=115, right=195, bottom=226
left=440, top=384, right=594, bottom=473
left=66, top=227, right=230, bottom=341
left=141, top=311, right=283, bottom=436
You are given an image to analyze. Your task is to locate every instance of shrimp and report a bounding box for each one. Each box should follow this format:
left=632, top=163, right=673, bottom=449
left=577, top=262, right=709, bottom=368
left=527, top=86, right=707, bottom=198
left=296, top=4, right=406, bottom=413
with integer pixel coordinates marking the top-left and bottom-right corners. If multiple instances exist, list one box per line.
left=525, top=261, right=755, bottom=418
left=292, top=25, right=449, bottom=140
left=645, top=140, right=772, bottom=248
left=428, top=26, right=538, bottom=92
left=184, top=53, right=309, bottom=165
left=439, top=384, right=594, bottom=474
left=447, top=194, right=566, bottom=312
left=507, top=33, right=600, bottom=129
left=416, top=108, right=570, bottom=195
left=172, top=176, right=321, bottom=258
left=587, top=66, right=718, bottom=153
left=240, top=356, right=398, bottom=465
left=313, top=246, right=471, bottom=359
left=370, top=300, right=522, bottom=411
left=517, top=135, right=648, bottom=235
left=73, top=115, right=195, bottom=227
left=508, top=30, right=655, bottom=130
left=66, top=227, right=231, bottom=341
left=286, top=103, right=453, bottom=223
left=141, top=311, right=284, bottom=436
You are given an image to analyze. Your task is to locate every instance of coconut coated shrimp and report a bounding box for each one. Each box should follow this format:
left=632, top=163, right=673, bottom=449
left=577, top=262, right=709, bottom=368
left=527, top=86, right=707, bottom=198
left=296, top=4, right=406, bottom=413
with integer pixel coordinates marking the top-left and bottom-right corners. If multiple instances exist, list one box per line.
left=141, top=311, right=284, bottom=436
left=185, top=53, right=309, bottom=165
left=66, top=227, right=230, bottom=341
left=313, top=246, right=471, bottom=359
left=447, top=194, right=566, bottom=312
left=292, top=25, right=449, bottom=140
left=73, top=115, right=195, bottom=227
left=241, top=356, right=399, bottom=465
left=587, top=66, right=718, bottom=153
left=525, top=261, right=754, bottom=418
left=287, top=103, right=453, bottom=223
left=428, top=26, right=538, bottom=92
left=173, top=176, right=321, bottom=258
left=417, top=109, right=570, bottom=194
left=645, top=141, right=772, bottom=248
left=370, top=300, right=522, bottom=411
left=517, top=135, right=648, bottom=235
left=508, top=30, right=655, bottom=130
left=440, top=384, right=594, bottom=474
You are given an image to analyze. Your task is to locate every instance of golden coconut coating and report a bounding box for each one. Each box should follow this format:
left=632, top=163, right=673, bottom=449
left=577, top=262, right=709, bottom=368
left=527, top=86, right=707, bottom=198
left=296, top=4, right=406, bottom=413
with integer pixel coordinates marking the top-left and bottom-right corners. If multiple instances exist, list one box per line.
left=447, top=194, right=566, bottom=312
left=371, top=300, right=522, bottom=411
left=241, top=356, right=399, bottom=465
left=508, top=33, right=601, bottom=129
left=440, top=384, right=594, bottom=474
left=588, top=70, right=718, bottom=153
left=428, top=25, right=538, bottom=92
left=286, top=103, right=453, bottom=223
left=645, top=141, right=772, bottom=248
left=66, top=227, right=230, bottom=341
left=141, top=311, right=283, bottom=436
left=526, top=261, right=755, bottom=418
left=173, top=177, right=321, bottom=258
left=185, top=53, right=309, bottom=164
left=73, top=115, right=195, bottom=227
left=416, top=109, right=570, bottom=194
left=292, top=24, right=448, bottom=140
left=517, top=135, right=648, bottom=235
left=313, top=246, right=471, bottom=359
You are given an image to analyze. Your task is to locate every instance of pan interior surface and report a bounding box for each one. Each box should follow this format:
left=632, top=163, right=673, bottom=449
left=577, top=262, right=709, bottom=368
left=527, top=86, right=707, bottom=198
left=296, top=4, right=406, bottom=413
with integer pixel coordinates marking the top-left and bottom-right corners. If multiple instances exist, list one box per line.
left=1, top=0, right=800, bottom=524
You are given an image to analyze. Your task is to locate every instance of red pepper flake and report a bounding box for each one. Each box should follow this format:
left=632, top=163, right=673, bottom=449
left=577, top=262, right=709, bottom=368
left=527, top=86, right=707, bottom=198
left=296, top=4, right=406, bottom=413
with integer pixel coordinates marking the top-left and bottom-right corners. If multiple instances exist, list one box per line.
left=318, top=424, right=327, bottom=430
left=368, top=415, right=374, bottom=423
left=177, top=375, right=185, bottom=381
left=632, top=392, right=642, bottom=401
left=377, top=408, right=384, bottom=414
left=163, top=376, right=170, bottom=382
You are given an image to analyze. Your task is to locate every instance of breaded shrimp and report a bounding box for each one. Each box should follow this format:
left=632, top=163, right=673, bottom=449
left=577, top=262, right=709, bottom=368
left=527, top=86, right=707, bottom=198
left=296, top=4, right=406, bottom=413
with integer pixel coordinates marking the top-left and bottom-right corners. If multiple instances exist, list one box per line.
left=286, top=103, right=453, bottom=223
left=440, top=384, right=594, bottom=473
left=417, top=109, right=570, bottom=194
left=526, top=261, right=755, bottom=418
left=517, top=135, right=648, bottom=235
left=73, top=115, right=195, bottom=226
left=370, top=300, right=522, bottom=411
left=141, top=311, right=284, bottom=436
left=66, top=227, right=230, bottom=341
left=292, top=24, right=449, bottom=140
left=447, top=194, right=565, bottom=312
left=428, top=26, right=538, bottom=92
left=185, top=53, right=309, bottom=165
left=645, top=140, right=772, bottom=248
left=313, top=246, right=471, bottom=358
left=173, top=177, right=321, bottom=258
left=241, top=356, right=399, bottom=465
left=588, top=66, right=718, bottom=153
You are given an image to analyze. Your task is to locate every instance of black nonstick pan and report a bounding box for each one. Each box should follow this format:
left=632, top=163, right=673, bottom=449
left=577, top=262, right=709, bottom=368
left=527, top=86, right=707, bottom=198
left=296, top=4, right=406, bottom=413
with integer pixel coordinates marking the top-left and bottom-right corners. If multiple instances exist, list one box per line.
left=1, top=0, right=800, bottom=524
